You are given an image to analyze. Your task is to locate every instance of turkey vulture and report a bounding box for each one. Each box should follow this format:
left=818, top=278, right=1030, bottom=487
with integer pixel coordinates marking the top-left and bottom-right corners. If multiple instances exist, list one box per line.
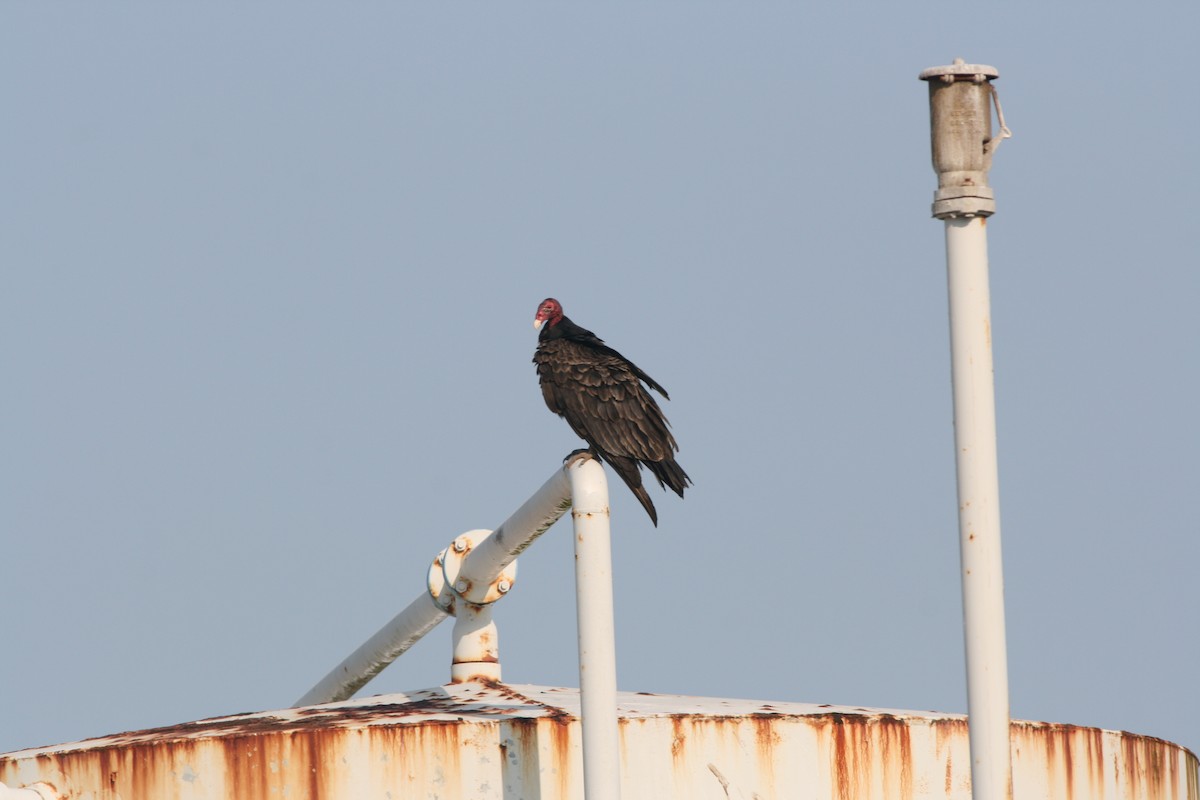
left=532, top=297, right=690, bottom=526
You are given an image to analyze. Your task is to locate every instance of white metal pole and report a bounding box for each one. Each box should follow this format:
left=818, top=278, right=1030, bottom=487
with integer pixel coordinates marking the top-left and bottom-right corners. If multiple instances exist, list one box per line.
left=568, top=455, right=622, bottom=800
left=920, top=59, right=1013, bottom=800
left=945, top=215, right=1011, bottom=800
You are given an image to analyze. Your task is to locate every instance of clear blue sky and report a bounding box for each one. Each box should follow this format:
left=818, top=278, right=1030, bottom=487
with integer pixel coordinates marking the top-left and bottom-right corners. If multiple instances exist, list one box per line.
left=3, top=3, right=1197, bottom=757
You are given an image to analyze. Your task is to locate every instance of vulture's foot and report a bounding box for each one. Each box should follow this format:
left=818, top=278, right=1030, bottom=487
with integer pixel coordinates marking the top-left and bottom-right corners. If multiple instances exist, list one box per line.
left=563, top=448, right=598, bottom=468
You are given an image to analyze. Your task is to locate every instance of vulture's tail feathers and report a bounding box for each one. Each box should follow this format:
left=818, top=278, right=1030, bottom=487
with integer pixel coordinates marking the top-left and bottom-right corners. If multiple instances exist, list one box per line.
left=647, top=457, right=691, bottom=499
left=605, top=455, right=659, bottom=527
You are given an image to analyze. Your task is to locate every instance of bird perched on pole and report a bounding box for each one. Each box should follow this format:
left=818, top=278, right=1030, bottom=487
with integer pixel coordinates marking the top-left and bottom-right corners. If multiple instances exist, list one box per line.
left=532, top=297, right=690, bottom=526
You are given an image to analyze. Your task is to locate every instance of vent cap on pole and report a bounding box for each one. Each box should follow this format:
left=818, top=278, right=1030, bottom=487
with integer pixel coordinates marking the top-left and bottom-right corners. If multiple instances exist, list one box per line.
left=918, top=60, right=999, bottom=83
left=919, top=58, right=1008, bottom=219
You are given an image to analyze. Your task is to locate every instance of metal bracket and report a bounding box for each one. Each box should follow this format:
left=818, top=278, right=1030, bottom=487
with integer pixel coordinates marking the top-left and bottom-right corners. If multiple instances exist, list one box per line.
left=427, top=529, right=518, bottom=615
left=983, top=83, right=1013, bottom=159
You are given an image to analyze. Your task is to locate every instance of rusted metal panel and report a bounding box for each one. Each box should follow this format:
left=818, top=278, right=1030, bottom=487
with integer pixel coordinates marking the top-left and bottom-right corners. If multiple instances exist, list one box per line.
left=2, top=683, right=1196, bottom=799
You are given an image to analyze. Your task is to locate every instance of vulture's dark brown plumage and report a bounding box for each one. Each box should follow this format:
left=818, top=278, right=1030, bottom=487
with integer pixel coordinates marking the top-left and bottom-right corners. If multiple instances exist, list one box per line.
left=533, top=297, right=690, bottom=526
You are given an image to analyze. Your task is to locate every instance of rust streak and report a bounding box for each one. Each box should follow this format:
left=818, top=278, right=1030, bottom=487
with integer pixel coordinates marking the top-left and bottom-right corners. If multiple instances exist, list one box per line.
left=543, top=716, right=574, bottom=800
left=877, top=715, right=914, bottom=800
left=670, top=716, right=687, bottom=762
left=749, top=714, right=778, bottom=790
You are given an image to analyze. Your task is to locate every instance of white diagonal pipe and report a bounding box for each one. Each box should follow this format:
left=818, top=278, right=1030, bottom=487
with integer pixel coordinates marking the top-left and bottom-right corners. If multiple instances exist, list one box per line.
left=568, top=456, right=622, bottom=800
left=452, top=468, right=573, bottom=604
left=294, top=464, right=573, bottom=707
left=293, top=592, right=448, bottom=707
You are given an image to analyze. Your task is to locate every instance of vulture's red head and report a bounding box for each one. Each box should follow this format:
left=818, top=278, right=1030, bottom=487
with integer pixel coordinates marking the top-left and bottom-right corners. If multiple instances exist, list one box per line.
left=533, top=297, right=563, bottom=330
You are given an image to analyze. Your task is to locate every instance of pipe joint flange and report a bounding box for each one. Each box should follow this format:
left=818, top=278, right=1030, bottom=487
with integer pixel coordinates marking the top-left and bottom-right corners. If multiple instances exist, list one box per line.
left=427, top=529, right=518, bottom=615
left=932, top=191, right=996, bottom=220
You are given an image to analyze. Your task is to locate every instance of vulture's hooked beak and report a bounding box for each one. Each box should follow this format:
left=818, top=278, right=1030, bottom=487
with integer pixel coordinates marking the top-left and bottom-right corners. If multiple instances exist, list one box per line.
left=533, top=318, right=545, bottom=330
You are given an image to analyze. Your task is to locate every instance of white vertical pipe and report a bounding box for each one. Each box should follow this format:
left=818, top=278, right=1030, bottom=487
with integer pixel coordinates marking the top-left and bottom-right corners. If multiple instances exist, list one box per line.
left=450, top=601, right=502, bottom=683
left=945, top=214, right=1012, bottom=800
left=568, top=456, right=622, bottom=800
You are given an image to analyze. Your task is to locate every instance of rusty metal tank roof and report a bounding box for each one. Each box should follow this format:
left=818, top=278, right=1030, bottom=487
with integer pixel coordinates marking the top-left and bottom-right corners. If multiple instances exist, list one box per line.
left=5, top=681, right=953, bottom=759
left=2, top=682, right=1195, bottom=800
